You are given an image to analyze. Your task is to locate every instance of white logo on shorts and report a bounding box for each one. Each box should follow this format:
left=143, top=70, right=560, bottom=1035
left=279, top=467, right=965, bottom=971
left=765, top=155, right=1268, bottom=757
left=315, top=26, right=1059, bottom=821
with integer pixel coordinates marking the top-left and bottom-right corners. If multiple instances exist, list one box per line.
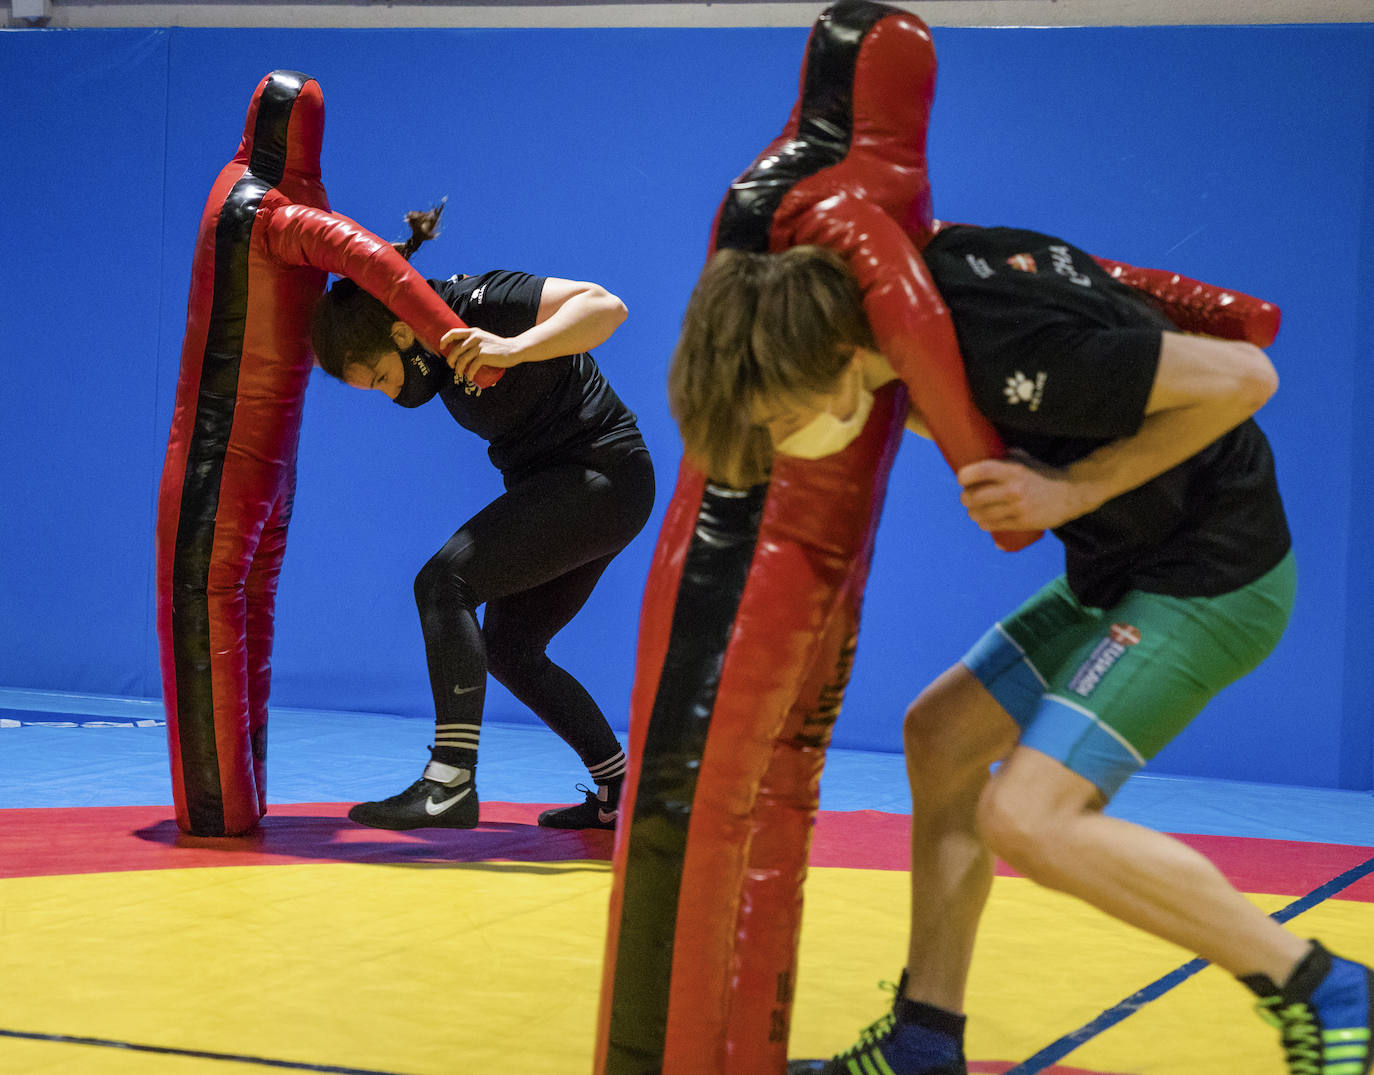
left=1068, top=629, right=1137, bottom=697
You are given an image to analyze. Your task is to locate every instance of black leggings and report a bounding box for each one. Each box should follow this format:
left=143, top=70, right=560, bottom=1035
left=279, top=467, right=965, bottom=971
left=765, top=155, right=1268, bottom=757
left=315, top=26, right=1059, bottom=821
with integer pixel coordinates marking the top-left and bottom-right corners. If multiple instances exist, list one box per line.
left=413, top=444, right=655, bottom=771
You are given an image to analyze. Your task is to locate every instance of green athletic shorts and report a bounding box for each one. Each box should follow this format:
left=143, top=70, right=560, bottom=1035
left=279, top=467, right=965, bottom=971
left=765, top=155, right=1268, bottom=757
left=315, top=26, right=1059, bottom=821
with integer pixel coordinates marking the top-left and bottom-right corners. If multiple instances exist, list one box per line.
left=961, top=551, right=1296, bottom=799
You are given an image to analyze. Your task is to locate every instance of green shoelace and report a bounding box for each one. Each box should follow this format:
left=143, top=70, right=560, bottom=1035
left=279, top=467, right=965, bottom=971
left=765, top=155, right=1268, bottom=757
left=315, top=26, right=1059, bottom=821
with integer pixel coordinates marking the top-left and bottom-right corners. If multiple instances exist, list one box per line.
left=1258, top=996, right=1323, bottom=1075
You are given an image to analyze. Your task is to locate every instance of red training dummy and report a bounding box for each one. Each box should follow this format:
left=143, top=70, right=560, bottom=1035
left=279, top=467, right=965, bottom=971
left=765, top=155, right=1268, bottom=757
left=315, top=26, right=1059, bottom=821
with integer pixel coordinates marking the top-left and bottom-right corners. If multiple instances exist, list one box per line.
left=155, top=71, right=498, bottom=837
left=714, top=0, right=1039, bottom=553
left=597, top=3, right=1282, bottom=1068
left=597, top=389, right=908, bottom=1075
left=599, top=4, right=949, bottom=1072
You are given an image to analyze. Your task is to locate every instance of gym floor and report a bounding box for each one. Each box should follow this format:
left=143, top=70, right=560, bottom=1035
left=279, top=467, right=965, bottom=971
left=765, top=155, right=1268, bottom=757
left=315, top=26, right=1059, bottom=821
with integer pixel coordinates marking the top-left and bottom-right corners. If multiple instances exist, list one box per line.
left=3, top=693, right=1373, bottom=1074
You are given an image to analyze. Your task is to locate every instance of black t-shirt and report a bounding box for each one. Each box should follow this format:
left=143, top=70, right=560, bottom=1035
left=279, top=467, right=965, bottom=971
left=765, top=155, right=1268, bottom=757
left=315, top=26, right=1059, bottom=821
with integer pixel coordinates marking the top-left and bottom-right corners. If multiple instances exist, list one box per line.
left=922, top=226, right=1291, bottom=607
left=431, top=270, right=642, bottom=475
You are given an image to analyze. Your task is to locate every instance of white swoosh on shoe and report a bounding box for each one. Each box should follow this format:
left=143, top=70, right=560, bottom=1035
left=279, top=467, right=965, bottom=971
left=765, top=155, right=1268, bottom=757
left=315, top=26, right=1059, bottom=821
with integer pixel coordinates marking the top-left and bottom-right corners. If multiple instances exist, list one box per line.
left=425, top=787, right=472, bottom=816
left=598, top=808, right=617, bottom=825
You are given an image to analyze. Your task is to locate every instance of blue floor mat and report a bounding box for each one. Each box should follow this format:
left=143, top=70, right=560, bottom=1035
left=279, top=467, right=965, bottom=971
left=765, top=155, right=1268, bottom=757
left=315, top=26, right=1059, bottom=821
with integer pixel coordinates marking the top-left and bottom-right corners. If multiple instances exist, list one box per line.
left=4, top=690, right=1373, bottom=844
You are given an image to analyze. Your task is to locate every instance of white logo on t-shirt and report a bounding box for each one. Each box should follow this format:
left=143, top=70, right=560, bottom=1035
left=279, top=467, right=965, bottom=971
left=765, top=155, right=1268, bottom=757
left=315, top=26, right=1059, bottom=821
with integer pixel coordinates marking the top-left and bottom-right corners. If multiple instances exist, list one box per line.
left=1049, top=245, right=1093, bottom=287
left=1003, top=370, right=1047, bottom=411
left=966, top=254, right=995, bottom=279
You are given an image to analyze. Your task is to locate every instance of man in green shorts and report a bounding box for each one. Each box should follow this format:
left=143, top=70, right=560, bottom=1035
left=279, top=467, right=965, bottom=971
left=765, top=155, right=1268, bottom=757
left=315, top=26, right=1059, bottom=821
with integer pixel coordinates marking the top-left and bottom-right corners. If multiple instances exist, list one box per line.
left=669, top=225, right=1371, bottom=1075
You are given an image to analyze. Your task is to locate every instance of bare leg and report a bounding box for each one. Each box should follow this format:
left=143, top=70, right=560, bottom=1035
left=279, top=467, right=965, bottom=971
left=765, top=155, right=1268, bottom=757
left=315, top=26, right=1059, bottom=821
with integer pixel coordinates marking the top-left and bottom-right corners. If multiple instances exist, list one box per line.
left=977, top=745, right=1310, bottom=983
left=903, top=664, right=1020, bottom=1011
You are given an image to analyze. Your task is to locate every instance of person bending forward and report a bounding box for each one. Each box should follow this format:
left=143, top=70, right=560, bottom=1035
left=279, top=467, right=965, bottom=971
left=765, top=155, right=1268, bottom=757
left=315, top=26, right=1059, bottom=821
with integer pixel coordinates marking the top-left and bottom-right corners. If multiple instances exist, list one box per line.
left=669, top=229, right=1371, bottom=1075
left=313, top=208, right=655, bottom=832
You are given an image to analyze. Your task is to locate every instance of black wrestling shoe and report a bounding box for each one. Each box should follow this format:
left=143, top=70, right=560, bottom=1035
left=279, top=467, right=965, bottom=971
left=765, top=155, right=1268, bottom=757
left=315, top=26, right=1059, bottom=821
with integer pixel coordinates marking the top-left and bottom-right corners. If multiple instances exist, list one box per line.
left=347, top=761, right=478, bottom=830
left=537, top=781, right=619, bottom=830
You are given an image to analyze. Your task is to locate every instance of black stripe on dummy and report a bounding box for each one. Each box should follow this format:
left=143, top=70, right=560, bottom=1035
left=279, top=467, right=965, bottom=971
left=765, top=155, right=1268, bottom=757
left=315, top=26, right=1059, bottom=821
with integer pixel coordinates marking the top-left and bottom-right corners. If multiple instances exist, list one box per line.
left=169, top=176, right=266, bottom=836
left=713, top=0, right=891, bottom=252
left=169, top=78, right=302, bottom=835
left=606, top=482, right=768, bottom=1072
left=248, top=70, right=309, bottom=184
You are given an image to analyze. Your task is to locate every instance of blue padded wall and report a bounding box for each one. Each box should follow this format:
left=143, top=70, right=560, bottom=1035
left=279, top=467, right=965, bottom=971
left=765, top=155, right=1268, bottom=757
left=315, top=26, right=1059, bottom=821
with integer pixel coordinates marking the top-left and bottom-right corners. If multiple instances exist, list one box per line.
left=1, top=22, right=1370, bottom=789
left=1, top=29, right=170, bottom=699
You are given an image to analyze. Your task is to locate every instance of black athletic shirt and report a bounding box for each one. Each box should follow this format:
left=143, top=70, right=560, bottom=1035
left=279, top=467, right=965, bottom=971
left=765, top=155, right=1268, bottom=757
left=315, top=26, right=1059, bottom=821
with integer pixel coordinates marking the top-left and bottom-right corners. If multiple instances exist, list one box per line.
left=431, top=270, right=643, bottom=476
left=922, top=226, right=1291, bottom=607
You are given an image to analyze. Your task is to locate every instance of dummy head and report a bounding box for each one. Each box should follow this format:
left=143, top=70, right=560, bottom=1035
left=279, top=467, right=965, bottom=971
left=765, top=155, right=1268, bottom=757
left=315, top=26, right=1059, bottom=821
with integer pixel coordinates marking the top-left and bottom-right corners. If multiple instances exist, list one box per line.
left=238, top=70, right=325, bottom=202
left=668, top=245, right=876, bottom=487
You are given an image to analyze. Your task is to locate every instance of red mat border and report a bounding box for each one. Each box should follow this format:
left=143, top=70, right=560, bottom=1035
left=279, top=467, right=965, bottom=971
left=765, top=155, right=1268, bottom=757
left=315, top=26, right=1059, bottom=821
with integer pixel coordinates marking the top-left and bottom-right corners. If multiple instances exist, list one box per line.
left=2, top=803, right=1371, bottom=902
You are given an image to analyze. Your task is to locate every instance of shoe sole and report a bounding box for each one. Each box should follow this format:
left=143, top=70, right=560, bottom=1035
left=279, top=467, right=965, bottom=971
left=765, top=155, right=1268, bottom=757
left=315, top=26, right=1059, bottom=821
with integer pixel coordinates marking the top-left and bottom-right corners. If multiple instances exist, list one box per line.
left=346, top=808, right=480, bottom=831
left=536, top=817, right=615, bottom=830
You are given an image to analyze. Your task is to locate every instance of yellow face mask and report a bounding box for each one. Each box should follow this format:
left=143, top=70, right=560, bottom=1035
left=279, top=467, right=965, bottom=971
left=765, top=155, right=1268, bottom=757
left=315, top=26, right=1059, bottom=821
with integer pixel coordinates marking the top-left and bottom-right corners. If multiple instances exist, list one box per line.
left=775, top=365, right=875, bottom=460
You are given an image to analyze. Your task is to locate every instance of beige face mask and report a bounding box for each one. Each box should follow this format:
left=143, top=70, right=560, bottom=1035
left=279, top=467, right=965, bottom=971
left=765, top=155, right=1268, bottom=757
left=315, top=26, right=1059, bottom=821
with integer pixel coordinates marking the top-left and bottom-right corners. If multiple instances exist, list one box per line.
left=775, top=366, right=876, bottom=460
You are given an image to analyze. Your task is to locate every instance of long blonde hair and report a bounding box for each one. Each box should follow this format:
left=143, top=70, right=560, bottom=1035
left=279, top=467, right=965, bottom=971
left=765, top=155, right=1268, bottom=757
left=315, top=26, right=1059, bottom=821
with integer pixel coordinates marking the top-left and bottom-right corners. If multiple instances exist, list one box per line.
left=668, top=245, right=874, bottom=487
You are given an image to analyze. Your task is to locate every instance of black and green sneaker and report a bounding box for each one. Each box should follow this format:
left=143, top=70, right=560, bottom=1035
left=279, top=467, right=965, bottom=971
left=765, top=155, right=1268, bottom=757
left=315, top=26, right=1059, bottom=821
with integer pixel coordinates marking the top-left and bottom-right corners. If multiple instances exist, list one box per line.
left=1243, top=940, right=1374, bottom=1075
left=788, top=975, right=967, bottom=1075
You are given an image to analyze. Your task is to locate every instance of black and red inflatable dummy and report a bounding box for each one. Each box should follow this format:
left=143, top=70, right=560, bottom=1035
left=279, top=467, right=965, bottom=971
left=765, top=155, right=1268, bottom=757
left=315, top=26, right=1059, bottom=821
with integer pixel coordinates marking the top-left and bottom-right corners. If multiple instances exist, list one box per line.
left=156, top=71, right=499, bottom=837
left=597, top=5, right=969, bottom=1071
left=595, top=2, right=1283, bottom=1071
left=597, top=398, right=908, bottom=1075
left=715, top=0, right=1038, bottom=554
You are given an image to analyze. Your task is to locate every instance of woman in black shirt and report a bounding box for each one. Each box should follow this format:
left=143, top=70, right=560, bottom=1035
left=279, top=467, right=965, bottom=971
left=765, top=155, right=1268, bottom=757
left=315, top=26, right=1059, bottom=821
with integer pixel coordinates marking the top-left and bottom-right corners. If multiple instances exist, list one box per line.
left=312, top=208, right=654, bottom=831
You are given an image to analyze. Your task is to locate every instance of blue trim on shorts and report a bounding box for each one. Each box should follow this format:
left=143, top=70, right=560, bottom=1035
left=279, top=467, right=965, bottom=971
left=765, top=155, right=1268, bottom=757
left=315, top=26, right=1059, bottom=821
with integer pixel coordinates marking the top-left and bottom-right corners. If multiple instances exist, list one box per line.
left=1019, top=694, right=1144, bottom=799
left=964, top=622, right=1145, bottom=798
left=962, top=625, right=1045, bottom=726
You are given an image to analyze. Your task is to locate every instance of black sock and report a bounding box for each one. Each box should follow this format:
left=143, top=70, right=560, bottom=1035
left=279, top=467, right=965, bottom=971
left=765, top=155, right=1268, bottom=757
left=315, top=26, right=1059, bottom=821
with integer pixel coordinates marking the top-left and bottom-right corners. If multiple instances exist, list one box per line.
left=893, top=995, right=966, bottom=1041
left=587, top=750, right=627, bottom=807
left=1240, top=940, right=1329, bottom=1000
left=431, top=744, right=477, bottom=770
left=588, top=750, right=626, bottom=780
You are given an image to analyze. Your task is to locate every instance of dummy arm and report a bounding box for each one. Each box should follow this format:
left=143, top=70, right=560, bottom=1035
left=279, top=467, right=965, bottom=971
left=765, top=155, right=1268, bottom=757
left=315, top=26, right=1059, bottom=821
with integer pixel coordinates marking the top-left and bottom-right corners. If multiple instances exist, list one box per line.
left=929, top=221, right=1280, bottom=348
left=1094, top=256, right=1280, bottom=347
left=787, top=194, right=1040, bottom=551
left=261, top=202, right=503, bottom=388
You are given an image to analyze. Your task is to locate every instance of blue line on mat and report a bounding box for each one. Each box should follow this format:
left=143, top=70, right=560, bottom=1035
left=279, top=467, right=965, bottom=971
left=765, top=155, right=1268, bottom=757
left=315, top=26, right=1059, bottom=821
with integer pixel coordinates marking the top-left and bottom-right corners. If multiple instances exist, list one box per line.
left=1002, top=853, right=1374, bottom=1075
left=0, top=1028, right=410, bottom=1074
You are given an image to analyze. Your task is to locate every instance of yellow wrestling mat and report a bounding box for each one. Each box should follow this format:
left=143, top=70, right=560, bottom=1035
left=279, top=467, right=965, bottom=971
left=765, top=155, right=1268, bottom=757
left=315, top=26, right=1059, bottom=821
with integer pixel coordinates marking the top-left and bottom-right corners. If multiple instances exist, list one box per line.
left=2, top=804, right=1373, bottom=1073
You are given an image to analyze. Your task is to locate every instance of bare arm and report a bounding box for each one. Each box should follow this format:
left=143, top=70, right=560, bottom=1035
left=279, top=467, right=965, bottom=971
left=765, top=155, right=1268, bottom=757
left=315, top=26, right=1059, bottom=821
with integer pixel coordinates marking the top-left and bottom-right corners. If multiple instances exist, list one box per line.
left=956, top=332, right=1278, bottom=532
left=443, top=278, right=627, bottom=381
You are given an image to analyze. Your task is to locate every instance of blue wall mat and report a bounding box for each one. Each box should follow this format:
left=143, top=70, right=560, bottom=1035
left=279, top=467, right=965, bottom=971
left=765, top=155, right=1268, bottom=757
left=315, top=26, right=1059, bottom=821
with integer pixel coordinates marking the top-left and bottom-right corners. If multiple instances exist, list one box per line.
left=1347, top=46, right=1374, bottom=793
left=0, top=29, right=170, bottom=698
left=1, top=23, right=1370, bottom=789
left=905, top=24, right=1374, bottom=790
